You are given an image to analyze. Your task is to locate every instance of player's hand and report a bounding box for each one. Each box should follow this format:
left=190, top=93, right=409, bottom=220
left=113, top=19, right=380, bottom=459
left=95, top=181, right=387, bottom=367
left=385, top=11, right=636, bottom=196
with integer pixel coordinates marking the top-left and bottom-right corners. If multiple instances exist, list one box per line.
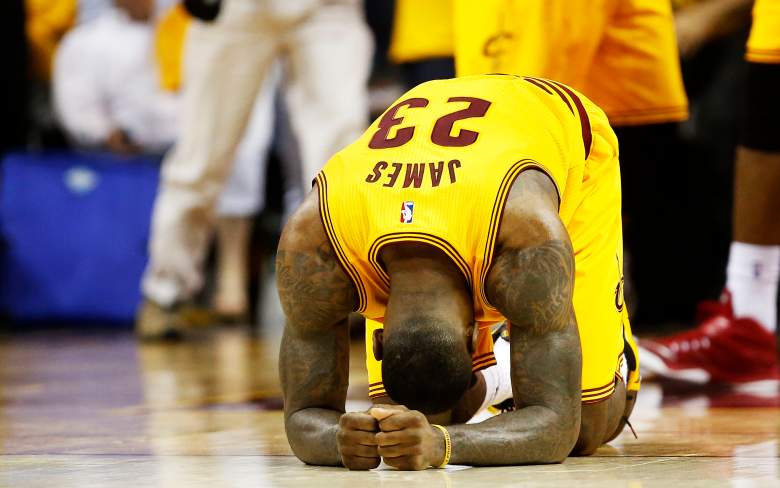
left=370, top=405, right=446, bottom=470
left=337, top=411, right=380, bottom=470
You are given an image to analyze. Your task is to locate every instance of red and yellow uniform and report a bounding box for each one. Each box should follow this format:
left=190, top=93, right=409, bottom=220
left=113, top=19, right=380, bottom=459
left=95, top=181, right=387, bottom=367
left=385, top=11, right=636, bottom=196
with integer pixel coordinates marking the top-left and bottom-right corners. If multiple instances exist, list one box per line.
left=453, top=0, right=688, bottom=126
left=316, top=75, right=641, bottom=405
left=746, top=0, right=780, bottom=64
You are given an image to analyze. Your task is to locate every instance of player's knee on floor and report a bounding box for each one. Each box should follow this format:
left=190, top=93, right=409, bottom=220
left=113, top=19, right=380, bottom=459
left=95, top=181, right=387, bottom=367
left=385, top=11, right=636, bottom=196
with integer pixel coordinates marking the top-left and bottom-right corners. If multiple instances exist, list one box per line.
left=573, top=404, right=609, bottom=456
left=574, top=382, right=629, bottom=456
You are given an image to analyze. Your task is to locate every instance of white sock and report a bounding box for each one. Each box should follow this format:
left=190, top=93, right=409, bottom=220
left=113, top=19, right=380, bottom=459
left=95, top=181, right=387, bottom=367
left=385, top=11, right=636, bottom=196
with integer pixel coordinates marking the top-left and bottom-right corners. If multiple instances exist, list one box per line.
left=478, top=336, right=514, bottom=412
left=725, top=242, right=780, bottom=332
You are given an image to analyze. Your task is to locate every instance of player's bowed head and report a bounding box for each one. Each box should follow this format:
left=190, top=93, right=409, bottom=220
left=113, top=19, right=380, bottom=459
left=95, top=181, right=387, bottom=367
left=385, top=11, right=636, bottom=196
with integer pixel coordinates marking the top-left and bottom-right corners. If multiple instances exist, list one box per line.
left=380, top=248, right=477, bottom=415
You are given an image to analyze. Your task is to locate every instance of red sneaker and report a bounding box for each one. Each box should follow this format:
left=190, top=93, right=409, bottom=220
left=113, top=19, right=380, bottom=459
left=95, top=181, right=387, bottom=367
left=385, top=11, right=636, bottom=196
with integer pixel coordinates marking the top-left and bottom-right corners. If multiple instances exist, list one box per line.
left=693, top=290, right=733, bottom=324
left=639, top=294, right=780, bottom=385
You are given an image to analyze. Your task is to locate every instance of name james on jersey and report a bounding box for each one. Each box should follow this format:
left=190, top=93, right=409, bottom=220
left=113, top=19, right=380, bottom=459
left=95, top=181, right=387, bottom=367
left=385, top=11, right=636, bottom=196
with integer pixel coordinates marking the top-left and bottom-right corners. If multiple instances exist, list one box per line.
left=365, top=159, right=462, bottom=188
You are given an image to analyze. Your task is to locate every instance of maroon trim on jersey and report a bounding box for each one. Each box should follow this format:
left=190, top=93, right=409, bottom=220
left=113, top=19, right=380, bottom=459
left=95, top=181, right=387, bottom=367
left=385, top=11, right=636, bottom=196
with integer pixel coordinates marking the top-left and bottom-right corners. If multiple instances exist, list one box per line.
left=522, top=77, right=554, bottom=95
left=472, top=356, right=498, bottom=373
left=526, top=77, right=575, bottom=116
left=479, top=160, right=559, bottom=311
left=472, top=352, right=495, bottom=362
left=368, top=233, right=473, bottom=290
left=547, top=80, right=593, bottom=159
left=582, top=381, right=616, bottom=394
left=472, top=354, right=498, bottom=371
left=581, top=377, right=618, bottom=405
left=316, top=173, right=367, bottom=313
left=369, top=387, right=387, bottom=399
left=523, top=77, right=593, bottom=159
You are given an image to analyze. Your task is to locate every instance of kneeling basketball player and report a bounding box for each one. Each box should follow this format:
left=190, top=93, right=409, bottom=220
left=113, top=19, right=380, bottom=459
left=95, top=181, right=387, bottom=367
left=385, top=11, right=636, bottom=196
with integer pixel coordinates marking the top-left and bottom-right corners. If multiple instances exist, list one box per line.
left=277, top=74, right=641, bottom=470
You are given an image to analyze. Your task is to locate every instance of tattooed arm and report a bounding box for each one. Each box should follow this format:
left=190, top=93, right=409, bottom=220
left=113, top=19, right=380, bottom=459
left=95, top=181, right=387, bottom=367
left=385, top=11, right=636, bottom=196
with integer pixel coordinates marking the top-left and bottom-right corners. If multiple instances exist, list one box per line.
left=443, top=169, right=583, bottom=465
left=277, top=188, right=365, bottom=467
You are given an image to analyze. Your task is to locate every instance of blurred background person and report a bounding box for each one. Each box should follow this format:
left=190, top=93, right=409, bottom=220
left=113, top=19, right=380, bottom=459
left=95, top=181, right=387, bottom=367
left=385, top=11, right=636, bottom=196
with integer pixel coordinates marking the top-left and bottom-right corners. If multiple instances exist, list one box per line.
left=53, top=0, right=282, bottom=325
left=640, top=0, right=780, bottom=385
left=157, top=4, right=298, bottom=323
left=668, top=0, right=755, bottom=313
left=451, top=0, right=690, bottom=328
left=53, top=0, right=179, bottom=154
left=137, top=0, right=374, bottom=339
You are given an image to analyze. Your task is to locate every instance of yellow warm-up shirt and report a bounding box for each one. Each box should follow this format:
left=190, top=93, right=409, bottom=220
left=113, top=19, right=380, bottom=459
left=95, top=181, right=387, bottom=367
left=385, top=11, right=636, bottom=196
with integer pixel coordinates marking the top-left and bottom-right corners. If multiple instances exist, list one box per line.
left=452, top=0, right=688, bottom=126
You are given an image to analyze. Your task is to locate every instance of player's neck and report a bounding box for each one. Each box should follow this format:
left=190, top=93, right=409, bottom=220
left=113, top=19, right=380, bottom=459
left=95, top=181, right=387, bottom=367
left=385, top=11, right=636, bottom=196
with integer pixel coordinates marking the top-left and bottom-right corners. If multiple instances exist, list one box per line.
left=382, top=243, right=465, bottom=293
left=383, top=244, right=472, bottom=327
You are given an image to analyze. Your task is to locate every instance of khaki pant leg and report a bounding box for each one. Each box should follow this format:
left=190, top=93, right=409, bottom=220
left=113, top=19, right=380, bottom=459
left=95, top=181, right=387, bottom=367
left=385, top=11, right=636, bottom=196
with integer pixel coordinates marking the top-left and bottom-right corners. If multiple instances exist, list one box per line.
left=142, top=0, right=278, bottom=306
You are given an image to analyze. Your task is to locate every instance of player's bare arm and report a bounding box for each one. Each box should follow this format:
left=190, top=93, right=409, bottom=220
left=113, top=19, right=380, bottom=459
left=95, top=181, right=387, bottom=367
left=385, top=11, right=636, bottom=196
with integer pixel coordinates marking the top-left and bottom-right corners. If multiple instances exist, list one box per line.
left=363, top=169, right=581, bottom=467
left=277, top=189, right=378, bottom=469
left=456, top=170, right=628, bottom=460
left=408, top=169, right=582, bottom=465
left=364, top=170, right=628, bottom=467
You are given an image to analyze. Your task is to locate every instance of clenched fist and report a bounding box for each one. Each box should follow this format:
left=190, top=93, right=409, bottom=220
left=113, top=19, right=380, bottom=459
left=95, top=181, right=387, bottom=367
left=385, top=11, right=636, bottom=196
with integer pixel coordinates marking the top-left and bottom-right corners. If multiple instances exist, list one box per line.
left=337, top=411, right=380, bottom=470
left=370, top=405, right=446, bottom=470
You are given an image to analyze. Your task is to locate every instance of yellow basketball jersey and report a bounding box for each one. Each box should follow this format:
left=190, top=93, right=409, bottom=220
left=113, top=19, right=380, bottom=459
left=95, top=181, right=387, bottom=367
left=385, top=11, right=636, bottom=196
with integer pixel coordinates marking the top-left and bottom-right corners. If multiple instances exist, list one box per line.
left=316, top=74, right=599, bottom=326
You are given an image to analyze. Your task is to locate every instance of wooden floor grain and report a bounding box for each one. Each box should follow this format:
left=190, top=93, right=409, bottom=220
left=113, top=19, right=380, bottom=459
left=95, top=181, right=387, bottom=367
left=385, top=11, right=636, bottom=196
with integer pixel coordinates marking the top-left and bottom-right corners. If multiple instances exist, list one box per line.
left=1, top=328, right=778, bottom=487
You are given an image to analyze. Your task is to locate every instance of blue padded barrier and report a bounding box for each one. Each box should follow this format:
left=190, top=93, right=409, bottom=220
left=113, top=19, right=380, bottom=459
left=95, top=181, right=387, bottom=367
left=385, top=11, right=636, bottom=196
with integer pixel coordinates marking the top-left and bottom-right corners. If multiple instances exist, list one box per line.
left=0, top=151, right=160, bottom=323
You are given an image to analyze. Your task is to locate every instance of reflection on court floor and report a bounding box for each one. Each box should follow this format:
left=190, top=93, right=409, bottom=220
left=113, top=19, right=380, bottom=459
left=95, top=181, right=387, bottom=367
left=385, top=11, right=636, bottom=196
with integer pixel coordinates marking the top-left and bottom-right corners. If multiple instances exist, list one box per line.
left=0, top=328, right=777, bottom=487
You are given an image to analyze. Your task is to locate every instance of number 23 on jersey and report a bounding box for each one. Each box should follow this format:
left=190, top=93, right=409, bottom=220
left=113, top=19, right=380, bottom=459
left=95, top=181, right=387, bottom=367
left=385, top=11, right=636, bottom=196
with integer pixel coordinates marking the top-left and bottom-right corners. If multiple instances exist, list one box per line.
left=365, top=96, right=491, bottom=189
left=368, top=96, right=491, bottom=149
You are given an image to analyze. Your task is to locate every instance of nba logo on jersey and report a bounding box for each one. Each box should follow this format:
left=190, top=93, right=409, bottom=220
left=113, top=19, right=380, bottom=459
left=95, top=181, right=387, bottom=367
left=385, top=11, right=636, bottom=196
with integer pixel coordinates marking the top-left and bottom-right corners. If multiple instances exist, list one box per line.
left=400, top=201, right=414, bottom=223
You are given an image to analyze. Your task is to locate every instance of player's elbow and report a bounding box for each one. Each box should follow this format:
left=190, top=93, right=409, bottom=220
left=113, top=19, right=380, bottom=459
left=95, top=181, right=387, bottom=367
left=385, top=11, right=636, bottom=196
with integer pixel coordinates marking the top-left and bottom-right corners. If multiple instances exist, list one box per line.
left=522, top=404, right=581, bottom=464
left=284, top=413, right=341, bottom=467
left=548, top=414, right=581, bottom=463
left=535, top=431, right=579, bottom=464
left=288, top=442, right=335, bottom=467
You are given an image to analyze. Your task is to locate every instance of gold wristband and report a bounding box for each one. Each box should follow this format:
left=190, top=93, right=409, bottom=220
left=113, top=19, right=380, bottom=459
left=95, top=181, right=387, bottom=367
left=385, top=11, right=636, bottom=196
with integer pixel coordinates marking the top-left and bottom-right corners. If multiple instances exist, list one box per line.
left=431, top=424, right=451, bottom=468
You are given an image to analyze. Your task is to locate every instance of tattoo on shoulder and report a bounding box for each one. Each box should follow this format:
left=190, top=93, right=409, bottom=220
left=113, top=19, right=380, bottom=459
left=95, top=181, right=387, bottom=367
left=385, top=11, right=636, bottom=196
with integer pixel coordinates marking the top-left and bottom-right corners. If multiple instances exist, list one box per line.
left=487, top=239, right=575, bottom=334
left=276, top=242, right=358, bottom=331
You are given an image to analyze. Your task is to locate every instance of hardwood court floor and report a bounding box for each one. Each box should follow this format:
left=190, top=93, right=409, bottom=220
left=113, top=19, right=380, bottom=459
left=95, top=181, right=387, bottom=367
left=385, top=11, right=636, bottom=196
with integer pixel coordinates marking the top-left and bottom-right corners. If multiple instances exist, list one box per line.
left=0, top=327, right=778, bottom=487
